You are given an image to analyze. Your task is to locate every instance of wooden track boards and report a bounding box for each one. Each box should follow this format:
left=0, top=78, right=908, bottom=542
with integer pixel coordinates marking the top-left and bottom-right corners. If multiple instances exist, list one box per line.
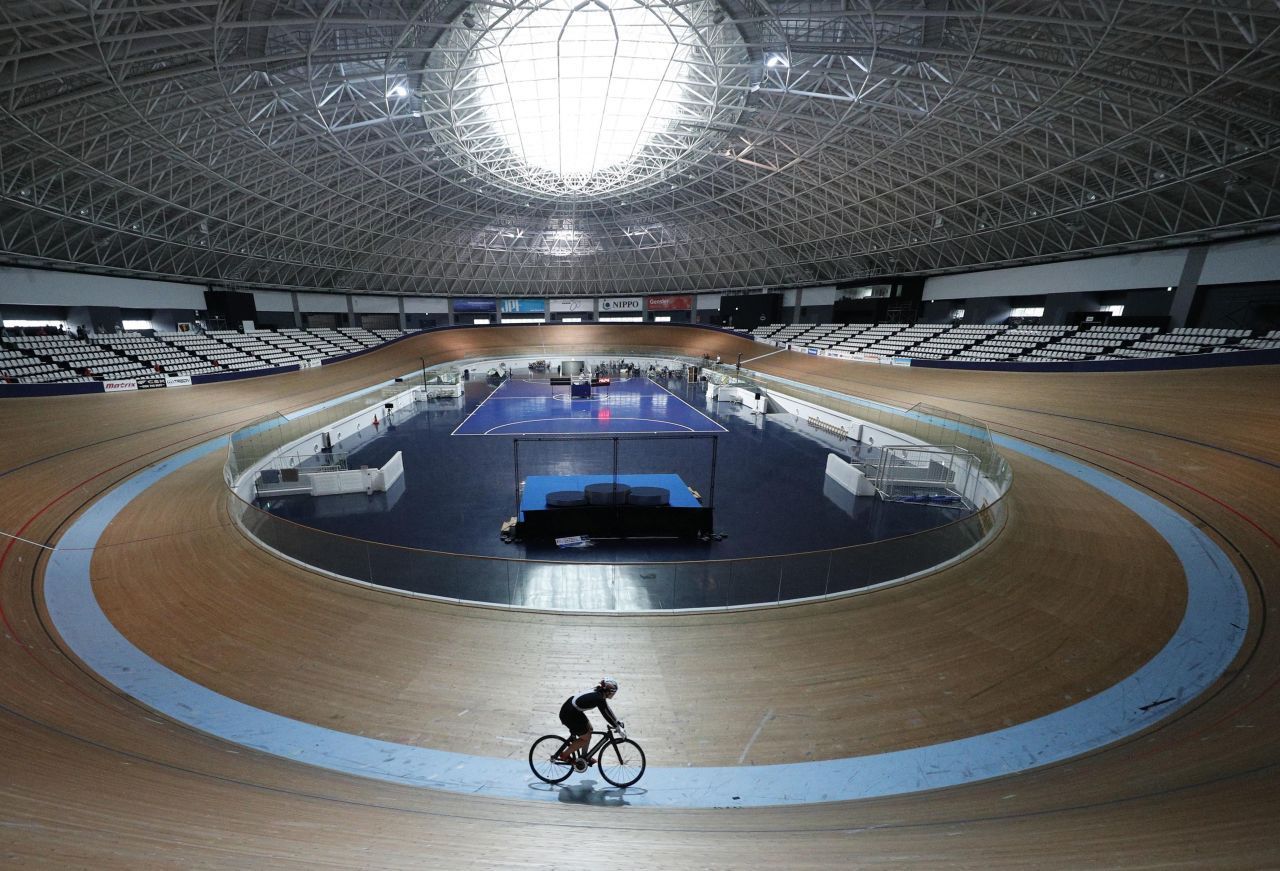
left=2, top=325, right=1279, bottom=868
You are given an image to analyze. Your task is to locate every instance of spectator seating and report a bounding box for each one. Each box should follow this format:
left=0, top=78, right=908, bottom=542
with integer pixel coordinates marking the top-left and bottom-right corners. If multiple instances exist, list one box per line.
left=1, top=326, right=416, bottom=385
left=748, top=321, right=1274, bottom=364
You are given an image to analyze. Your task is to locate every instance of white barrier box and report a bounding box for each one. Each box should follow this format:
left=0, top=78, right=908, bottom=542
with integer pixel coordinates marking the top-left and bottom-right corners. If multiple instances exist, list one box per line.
left=825, top=453, right=876, bottom=496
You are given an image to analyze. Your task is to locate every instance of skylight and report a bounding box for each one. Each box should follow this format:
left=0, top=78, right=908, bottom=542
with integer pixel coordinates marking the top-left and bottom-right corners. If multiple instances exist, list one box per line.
left=476, top=0, right=684, bottom=177
left=425, top=0, right=748, bottom=200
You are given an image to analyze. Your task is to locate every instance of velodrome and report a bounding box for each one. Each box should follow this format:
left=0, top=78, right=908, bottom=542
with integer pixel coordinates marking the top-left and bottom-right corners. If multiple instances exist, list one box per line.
left=4, top=2, right=1280, bottom=865
left=3, top=325, right=1279, bottom=866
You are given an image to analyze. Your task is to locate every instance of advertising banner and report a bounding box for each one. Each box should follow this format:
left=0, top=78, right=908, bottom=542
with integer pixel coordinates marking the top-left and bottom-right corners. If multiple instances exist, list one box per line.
left=136, top=374, right=167, bottom=390
left=500, top=298, right=546, bottom=313
left=103, top=379, right=138, bottom=393
left=597, top=297, right=643, bottom=313
left=164, top=374, right=193, bottom=388
left=496, top=299, right=542, bottom=312
left=549, top=298, right=593, bottom=313
left=453, top=298, right=496, bottom=313
left=646, top=294, right=692, bottom=312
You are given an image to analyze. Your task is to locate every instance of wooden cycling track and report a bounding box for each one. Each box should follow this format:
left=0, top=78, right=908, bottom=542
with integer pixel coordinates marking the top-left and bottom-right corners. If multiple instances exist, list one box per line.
left=1, top=325, right=1277, bottom=868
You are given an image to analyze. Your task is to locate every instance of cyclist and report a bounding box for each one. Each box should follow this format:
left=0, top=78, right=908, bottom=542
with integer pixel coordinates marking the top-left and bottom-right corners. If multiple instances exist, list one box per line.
left=554, top=678, right=623, bottom=765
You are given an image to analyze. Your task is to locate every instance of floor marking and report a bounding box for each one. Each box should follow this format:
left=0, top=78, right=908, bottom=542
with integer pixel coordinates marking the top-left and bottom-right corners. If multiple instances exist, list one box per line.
left=448, top=379, right=504, bottom=436
left=40, top=386, right=1248, bottom=809
left=739, top=708, right=774, bottom=764
left=741, top=349, right=785, bottom=365
left=482, top=416, right=695, bottom=435
left=646, top=377, right=729, bottom=433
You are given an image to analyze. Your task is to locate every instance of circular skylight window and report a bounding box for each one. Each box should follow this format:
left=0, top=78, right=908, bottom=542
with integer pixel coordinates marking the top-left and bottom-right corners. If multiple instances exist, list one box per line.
left=424, top=0, right=747, bottom=200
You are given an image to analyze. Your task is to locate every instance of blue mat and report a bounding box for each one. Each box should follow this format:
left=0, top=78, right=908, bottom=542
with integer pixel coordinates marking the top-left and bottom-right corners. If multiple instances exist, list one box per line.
left=454, top=377, right=725, bottom=436
left=520, top=474, right=700, bottom=519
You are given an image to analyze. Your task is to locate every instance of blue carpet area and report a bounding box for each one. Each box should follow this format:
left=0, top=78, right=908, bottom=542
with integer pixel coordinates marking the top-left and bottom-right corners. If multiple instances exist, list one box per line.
left=256, top=373, right=968, bottom=563
left=453, top=376, right=726, bottom=435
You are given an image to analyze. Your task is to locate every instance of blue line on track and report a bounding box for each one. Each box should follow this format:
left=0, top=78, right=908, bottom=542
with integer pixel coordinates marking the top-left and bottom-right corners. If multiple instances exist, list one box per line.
left=41, top=387, right=1247, bottom=809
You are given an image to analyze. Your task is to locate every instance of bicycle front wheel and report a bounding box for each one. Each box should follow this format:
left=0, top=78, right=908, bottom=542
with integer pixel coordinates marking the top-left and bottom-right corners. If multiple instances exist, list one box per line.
left=529, top=735, right=573, bottom=784
left=597, top=738, right=646, bottom=787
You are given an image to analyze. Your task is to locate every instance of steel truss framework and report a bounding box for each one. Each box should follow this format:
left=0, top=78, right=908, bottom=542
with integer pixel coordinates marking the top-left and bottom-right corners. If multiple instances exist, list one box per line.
left=0, top=0, right=1278, bottom=297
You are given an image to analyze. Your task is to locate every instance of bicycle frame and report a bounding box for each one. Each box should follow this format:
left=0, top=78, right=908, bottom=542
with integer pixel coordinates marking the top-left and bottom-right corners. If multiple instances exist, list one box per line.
left=561, top=726, right=623, bottom=760
left=529, top=724, right=645, bottom=787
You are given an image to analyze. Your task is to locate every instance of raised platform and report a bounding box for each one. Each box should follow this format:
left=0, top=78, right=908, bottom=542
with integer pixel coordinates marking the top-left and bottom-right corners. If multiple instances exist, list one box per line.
left=517, top=473, right=711, bottom=540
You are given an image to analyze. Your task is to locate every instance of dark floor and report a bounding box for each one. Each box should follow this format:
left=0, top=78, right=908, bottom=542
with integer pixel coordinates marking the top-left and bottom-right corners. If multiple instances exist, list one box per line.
left=257, top=374, right=968, bottom=563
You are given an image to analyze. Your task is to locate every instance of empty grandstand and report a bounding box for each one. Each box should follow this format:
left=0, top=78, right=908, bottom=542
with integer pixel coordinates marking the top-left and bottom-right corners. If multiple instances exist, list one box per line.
left=0, top=327, right=416, bottom=384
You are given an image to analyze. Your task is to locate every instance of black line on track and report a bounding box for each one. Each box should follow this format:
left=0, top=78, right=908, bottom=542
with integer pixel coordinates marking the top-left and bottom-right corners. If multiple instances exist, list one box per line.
left=6, top=427, right=1270, bottom=837
left=0, top=371, right=398, bottom=481
left=2, top=694, right=1278, bottom=838
left=3, top=361, right=1276, bottom=840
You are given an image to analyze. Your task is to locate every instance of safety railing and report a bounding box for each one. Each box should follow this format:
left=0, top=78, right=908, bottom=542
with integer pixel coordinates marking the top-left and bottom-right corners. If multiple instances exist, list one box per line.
left=227, top=490, right=1005, bottom=611
left=225, top=364, right=1012, bottom=611
left=703, top=364, right=1013, bottom=498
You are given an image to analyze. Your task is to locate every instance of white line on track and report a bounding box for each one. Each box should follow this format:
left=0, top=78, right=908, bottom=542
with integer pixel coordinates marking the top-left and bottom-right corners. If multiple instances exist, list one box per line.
left=739, top=708, right=774, bottom=764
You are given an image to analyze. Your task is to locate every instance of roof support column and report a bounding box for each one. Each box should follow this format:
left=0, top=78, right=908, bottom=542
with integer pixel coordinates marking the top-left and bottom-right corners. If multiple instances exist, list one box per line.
left=1169, top=245, right=1208, bottom=329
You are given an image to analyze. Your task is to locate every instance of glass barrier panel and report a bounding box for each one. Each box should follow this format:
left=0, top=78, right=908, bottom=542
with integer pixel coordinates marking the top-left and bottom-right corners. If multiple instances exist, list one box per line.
left=621, top=561, right=678, bottom=611
left=226, top=362, right=1013, bottom=612
left=825, top=544, right=872, bottom=595
left=512, top=561, right=667, bottom=611
left=672, top=560, right=734, bottom=609
left=369, top=546, right=508, bottom=603
left=777, top=550, right=833, bottom=601
left=244, top=506, right=375, bottom=583
left=724, top=557, right=784, bottom=606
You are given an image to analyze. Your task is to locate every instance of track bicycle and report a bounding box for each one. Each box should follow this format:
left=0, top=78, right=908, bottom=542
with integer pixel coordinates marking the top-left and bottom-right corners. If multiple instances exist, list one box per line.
left=528, top=725, right=646, bottom=788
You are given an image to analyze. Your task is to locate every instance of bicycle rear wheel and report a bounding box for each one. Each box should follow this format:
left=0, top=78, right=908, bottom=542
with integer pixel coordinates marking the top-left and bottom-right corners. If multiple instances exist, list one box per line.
left=597, top=738, right=646, bottom=787
left=529, top=735, right=573, bottom=784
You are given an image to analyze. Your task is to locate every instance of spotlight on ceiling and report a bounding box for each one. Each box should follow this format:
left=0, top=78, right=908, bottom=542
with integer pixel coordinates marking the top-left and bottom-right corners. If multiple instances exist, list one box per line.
left=388, top=84, right=408, bottom=98
left=765, top=51, right=789, bottom=68
left=462, top=12, right=476, bottom=28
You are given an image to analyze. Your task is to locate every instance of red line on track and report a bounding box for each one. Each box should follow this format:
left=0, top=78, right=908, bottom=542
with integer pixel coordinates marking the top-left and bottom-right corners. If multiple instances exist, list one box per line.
left=1002, top=423, right=1278, bottom=754
left=1005, top=426, right=1279, bottom=550
left=0, top=433, right=226, bottom=709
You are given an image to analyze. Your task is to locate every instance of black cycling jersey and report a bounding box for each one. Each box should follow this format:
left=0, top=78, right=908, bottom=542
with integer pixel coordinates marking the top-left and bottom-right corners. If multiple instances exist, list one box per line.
left=571, top=690, right=620, bottom=727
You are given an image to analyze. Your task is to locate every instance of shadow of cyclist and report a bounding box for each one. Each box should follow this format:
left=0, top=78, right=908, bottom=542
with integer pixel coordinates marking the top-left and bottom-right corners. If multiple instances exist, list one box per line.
left=554, top=779, right=636, bottom=807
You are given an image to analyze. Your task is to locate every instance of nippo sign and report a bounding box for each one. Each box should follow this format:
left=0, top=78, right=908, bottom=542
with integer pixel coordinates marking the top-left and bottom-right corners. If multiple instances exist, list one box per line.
left=598, top=297, right=642, bottom=313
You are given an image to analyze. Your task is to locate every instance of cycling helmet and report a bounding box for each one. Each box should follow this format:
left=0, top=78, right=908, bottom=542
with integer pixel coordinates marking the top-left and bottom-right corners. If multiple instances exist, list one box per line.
left=598, top=677, right=619, bottom=694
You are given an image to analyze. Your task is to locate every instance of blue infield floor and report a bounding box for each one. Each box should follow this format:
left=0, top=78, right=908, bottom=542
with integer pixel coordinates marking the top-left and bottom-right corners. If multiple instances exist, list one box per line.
left=451, top=376, right=727, bottom=436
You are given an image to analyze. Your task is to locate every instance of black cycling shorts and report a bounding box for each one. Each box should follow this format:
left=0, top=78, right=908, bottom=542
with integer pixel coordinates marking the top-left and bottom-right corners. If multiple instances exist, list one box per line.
left=559, top=697, right=591, bottom=737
